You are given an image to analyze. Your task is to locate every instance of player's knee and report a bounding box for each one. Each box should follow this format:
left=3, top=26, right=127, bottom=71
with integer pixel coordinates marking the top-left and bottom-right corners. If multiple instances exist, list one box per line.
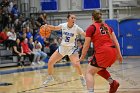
left=72, top=62, right=80, bottom=67
left=48, top=60, right=55, bottom=66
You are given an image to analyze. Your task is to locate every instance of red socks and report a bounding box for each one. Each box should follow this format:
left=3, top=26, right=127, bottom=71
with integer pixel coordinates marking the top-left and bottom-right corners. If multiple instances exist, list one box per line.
left=97, top=69, right=111, bottom=80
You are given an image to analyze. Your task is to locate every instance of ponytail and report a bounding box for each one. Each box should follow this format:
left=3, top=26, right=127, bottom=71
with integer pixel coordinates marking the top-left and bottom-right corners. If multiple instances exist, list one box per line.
left=92, top=10, right=102, bottom=23
left=92, top=10, right=112, bottom=38
left=101, top=24, right=112, bottom=38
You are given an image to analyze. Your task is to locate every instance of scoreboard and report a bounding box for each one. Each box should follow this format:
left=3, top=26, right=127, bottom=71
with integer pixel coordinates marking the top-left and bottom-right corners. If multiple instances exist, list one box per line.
left=40, top=0, right=58, bottom=11
left=83, top=0, right=100, bottom=10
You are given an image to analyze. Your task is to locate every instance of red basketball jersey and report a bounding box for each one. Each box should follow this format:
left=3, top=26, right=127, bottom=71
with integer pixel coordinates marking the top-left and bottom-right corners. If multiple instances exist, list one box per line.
left=86, top=22, right=117, bottom=68
left=86, top=22, right=114, bottom=50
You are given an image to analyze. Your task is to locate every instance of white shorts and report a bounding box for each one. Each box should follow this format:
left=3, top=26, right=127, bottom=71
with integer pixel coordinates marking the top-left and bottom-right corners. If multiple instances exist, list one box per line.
left=57, top=46, right=79, bottom=57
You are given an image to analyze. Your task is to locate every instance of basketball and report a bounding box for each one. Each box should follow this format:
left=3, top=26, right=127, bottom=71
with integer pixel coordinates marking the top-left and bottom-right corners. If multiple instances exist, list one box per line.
left=39, top=25, right=51, bottom=38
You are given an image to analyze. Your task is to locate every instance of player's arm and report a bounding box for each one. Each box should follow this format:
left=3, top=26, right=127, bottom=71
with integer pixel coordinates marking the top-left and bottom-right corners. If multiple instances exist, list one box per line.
left=80, top=37, right=91, bottom=61
left=43, top=24, right=62, bottom=31
left=80, top=32, right=86, bottom=37
left=77, top=27, right=86, bottom=37
left=79, top=26, right=95, bottom=61
left=111, top=32, right=123, bottom=63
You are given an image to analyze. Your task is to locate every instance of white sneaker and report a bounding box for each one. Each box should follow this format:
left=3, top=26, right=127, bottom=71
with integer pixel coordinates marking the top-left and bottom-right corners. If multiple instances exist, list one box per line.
left=80, top=76, right=86, bottom=87
left=31, top=62, right=37, bottom=66
left=37, top=61, right=42, bottom=65
left=43, top=75, right=54, bottom=85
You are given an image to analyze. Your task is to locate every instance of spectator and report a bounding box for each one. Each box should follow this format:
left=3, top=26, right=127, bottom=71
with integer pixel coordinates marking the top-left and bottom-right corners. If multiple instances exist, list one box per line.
left=77, top=39, right=83, bottom=58
left=14, top=18, right=22, bottom=34
left=29, top=15, right=38, bottom=37
left=0, top=27, right=8, bottom=44
left=21, top=38, right=34, bottom=64
left=6, top=27, right=16, bottom=49
left=36, top=13, right=47, bottom=27
left=0, top=0, right=9, bottom=8
left=26, top=26, right=33, bottom=40
left=12, top=38, right=25, bottom=66
left=11, top=4, right=19, bottom=19
left=28, top=37, right=40, bottom=65
left=49, top=38, right=58, bottom=56
left=34, top=39, right=47, bottom=64
left=0, top=7, right=9, bottom=29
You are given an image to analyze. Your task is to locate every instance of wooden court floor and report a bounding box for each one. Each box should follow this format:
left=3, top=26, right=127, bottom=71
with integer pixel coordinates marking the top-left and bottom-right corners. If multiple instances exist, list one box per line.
left=0, top=57, right=140, bottom=93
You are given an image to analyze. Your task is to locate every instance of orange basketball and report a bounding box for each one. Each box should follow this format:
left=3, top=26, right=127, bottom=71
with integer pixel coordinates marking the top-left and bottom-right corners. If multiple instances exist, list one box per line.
left=39, top=25, right=51, bottom=38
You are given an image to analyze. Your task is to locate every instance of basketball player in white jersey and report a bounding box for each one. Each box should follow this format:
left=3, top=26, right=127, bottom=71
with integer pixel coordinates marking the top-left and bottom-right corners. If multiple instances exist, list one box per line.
left=43, top=13, right=86, bottom=86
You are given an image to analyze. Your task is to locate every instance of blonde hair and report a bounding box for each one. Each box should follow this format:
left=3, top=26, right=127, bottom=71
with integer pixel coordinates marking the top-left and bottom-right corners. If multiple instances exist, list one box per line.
left=3, top=27, right=9, bottom=33
left=92, top=10, right=112, bottom=38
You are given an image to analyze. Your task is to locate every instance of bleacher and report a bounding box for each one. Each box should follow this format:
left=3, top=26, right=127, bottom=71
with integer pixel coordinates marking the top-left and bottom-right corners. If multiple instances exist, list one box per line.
left=0, top=44, right=18, bottom=67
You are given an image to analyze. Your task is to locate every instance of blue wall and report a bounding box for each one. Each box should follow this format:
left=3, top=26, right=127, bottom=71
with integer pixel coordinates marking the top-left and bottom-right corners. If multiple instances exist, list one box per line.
left=105, top=19, right=140, bottom=56
left=105, top=19, right=119, bottom=37
left=119, top=19, right=140, bottom=56
left=83, top=0, right=100, bottom=10
left=41, top=0, right=58, bottom=11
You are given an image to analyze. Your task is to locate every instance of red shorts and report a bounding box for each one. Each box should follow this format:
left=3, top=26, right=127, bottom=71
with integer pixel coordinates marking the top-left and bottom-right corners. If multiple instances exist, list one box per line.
left=89, top=46, right=117, bottom=68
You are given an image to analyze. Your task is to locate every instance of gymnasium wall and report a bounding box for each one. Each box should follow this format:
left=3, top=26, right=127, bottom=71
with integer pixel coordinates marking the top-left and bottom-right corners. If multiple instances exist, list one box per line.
left=17, top=0, right=140, bottom=56
left=105, top=19, right=140, bottom=56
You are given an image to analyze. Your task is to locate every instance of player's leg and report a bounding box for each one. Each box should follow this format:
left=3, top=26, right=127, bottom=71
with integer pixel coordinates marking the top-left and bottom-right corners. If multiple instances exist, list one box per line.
left=96, top=46, right=119, bottom=93
left=43, top=50, right=63, bottom=85
left=69, top=53, right=83, bottom=75
left=97, top=69, right=113, bottom=84
left=97, top=69, right=119, bottom=93
left=69, top=53, right=86, bottom=86
left=47, top=50, right=63, bottom=75
left=86, top=64, right=102, bottom=93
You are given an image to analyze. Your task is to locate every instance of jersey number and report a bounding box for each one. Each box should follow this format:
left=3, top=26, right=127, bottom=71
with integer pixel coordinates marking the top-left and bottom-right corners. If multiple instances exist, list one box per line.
left=65, top=36, right=70, bottom=42
left=100, top=27, right=106, bottom=35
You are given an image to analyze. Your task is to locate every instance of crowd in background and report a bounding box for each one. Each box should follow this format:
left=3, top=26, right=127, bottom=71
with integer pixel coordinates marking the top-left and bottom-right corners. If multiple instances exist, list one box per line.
left=0, top=0, right=84, bottom=66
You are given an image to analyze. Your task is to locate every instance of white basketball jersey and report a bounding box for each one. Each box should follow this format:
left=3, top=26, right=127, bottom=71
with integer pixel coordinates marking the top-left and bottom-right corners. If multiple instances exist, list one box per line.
left=59, top=22, right=84, bottom=46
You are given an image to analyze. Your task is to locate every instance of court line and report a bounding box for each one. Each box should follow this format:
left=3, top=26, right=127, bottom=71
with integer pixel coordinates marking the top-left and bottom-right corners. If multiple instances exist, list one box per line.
left=17, top=63, right=140, bottom=93
left=0, top=61, right=86, bottom=75
left=17, top=78, right=79, bottom=93
left=109, top=65, right=140, bottom=86
left=1, top=60, right=140, bottom=75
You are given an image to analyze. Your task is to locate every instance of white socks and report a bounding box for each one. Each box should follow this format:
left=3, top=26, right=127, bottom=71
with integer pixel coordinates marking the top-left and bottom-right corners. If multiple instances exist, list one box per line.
left=88, top=88, right=94, bottom=93
left=108, top=77, right=113, bottom=84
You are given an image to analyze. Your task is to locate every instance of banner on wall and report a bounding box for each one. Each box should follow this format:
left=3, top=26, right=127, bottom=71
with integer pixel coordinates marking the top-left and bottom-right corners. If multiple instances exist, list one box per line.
left=40, top=0, right=58, bottom=11
left=83, top=0, right=100, bottom=10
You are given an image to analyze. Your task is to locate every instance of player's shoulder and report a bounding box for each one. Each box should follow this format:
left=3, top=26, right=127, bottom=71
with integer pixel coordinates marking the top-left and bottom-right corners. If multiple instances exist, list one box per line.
left=59, top=22, right=67, bottom=26
left=87, top=24, right=95, bottom=30
left=73, top=24, right=81, bottom=29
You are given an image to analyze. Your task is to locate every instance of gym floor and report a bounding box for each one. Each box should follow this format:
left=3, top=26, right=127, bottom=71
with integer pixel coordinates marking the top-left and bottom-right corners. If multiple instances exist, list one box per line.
left=0, top=57, right=140, bottom=93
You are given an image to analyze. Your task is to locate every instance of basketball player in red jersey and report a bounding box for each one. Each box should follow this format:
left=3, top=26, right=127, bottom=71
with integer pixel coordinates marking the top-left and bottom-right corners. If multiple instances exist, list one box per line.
left=79, top=10, right=123, bottom=93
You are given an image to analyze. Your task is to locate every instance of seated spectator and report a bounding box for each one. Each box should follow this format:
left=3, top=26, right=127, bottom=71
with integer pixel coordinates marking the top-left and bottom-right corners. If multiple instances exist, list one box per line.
left=29, top=15, right=38, bottom=37
left=0, top=27, right=8, bottom=44
left=12, top=38, right=26, bottom=66
left=6, top=27, right=16, bottom=49
left=49, top=38, right=58, bottom=56
left=34, top=39, right=47, bottom=64
left=44, top=38, right=50, bottom=56
left=36, top=13, right=47, bottom=27
left=11, top=4, right=20, bottom=19
left=28, top=37, right=40, bottom=65
left=21, top=38, right=34, bottom=65
left=14, top=19, right=22, bottom=35
left=26, top=26, right=33, bottom=39
left=77, top=39, right=83, bottom=57
left=34, top=33, right=45, bottom=50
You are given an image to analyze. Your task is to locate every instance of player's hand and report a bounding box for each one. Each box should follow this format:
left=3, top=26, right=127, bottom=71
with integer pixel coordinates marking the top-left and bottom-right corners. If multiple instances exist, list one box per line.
left=118, top=54, right=123, bottom=64
left=79, top=55, right=85, bottom=62
left=41, top=24, right=47, bottom=29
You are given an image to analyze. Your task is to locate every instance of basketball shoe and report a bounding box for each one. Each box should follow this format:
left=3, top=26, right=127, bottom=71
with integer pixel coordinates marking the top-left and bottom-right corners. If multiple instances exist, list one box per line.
left=80, top=76, right=86, bottom=87
left=109, top=80, right=119, bottom=93
left=43, top=75, right=54, bottom=85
